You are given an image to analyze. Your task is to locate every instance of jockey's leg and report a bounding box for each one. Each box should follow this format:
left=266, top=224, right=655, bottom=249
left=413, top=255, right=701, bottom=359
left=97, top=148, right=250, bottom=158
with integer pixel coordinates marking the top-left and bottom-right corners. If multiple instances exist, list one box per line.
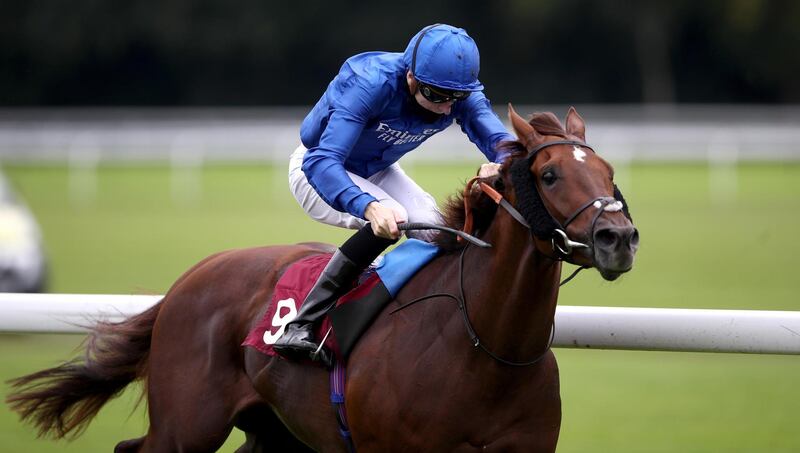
left=282, top=146, right=413, bottom=365
left=288, top=145, right=410, bottom=229
left=289, top=146, right=367, bottom=229
left=273, top=224, right=397, bottom=366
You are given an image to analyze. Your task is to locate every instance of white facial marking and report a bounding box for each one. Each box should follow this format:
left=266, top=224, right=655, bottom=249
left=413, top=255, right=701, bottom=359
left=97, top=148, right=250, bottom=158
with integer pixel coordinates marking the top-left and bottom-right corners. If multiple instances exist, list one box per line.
left=573, top=146, right=587, bottom=162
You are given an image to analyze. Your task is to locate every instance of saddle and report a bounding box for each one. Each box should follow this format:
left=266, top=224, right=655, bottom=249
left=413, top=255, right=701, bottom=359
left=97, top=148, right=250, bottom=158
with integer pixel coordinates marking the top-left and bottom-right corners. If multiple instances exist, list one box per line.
left=243, top=239, right=439, bottom=363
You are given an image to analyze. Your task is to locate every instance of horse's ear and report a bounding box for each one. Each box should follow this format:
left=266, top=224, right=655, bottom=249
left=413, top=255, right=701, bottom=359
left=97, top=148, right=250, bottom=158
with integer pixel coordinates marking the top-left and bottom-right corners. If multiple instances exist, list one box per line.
left=508, top=103, right=542, bottom=148
left=565, top=106, right=586, bottom=141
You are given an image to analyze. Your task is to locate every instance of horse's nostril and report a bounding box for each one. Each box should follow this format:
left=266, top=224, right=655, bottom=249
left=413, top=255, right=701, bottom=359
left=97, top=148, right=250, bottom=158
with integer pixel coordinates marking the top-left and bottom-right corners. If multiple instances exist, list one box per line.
left=595, top=226, right=638, bottom=251
left=594, top=229, right=617, bottom=249
left=630, top=228, right=640, bottom=248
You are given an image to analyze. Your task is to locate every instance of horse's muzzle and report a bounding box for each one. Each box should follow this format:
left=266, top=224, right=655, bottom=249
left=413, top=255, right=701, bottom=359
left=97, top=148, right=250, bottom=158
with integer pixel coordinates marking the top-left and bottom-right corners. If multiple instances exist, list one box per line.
left=593, top=224, right=639, bottom=280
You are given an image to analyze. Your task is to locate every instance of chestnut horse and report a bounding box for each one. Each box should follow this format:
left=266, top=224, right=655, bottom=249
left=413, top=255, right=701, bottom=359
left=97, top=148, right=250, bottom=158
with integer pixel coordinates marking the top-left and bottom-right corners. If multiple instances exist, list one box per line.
left=7, top=106, right=638, bottom=452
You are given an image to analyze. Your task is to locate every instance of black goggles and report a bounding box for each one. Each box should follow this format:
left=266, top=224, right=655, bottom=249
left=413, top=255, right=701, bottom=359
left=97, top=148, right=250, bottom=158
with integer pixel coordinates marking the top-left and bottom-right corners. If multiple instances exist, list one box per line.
left=418, top=82, right=470, bottom=103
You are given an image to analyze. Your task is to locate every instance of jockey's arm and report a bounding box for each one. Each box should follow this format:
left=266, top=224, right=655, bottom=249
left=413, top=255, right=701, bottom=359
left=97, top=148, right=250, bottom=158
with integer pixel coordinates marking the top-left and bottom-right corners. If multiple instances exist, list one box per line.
left=302, top=113, right=402, bottom=240
left=454, top=92, right=516, bottom=172
left=478, top=162, right=502, bottom=178
left=301, top=109, right=378, bottom=219
left=363, top=201, right=402, bottom=239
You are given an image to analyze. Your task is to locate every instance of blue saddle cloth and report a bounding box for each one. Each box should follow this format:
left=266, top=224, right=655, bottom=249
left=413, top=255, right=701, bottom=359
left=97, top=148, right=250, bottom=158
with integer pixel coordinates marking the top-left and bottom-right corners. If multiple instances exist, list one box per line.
left=375, top=239, right=440, bottom=296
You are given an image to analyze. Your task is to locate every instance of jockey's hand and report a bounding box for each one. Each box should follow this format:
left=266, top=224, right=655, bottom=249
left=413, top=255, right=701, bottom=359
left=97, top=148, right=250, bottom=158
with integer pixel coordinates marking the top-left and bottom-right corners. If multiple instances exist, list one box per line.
left=478, top=162, right=501, bottom=178
left=364, top=201, right=404, bottom=240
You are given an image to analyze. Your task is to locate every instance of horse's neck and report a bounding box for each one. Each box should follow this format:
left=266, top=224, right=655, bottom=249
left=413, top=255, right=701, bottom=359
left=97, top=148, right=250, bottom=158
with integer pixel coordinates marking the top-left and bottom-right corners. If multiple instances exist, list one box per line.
left=462, top=214, right=561, bottom=360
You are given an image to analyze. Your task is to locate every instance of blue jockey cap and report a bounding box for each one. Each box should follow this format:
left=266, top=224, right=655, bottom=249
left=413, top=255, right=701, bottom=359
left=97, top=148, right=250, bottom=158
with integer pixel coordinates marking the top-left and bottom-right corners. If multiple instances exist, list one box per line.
left=403, top=24, right=484, bottom=92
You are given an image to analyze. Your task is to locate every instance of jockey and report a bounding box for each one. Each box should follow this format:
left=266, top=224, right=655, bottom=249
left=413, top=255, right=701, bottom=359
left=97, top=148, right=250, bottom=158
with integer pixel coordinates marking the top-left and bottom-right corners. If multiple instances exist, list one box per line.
left=273, top=23, right=514, bottom=364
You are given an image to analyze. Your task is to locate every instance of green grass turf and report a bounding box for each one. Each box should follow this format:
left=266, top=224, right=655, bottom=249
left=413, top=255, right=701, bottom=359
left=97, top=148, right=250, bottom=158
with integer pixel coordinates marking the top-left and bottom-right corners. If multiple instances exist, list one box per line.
left=1, top=161, right=799, bottom=452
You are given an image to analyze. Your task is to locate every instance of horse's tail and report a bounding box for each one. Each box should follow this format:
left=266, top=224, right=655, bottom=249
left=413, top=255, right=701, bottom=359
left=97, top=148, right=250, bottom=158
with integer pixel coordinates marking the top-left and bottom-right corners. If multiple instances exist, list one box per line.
left=5, top=300, right=163, bottom=439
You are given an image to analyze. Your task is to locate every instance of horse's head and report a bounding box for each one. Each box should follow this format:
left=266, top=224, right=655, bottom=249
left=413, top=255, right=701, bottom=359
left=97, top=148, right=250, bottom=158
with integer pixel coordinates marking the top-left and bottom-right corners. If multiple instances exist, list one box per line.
left=502, top=105, right=639, bottom=280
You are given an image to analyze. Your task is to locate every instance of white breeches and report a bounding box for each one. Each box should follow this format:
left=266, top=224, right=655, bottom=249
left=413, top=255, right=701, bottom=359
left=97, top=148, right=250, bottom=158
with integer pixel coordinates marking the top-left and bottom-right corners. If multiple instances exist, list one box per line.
left=288, top=145, right=442, bottom=241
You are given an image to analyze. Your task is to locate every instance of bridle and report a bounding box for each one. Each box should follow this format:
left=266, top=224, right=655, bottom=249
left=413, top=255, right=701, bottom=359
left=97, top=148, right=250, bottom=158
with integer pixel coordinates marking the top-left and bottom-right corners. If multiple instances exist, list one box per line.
left=470, top=139, right=629, bottom=263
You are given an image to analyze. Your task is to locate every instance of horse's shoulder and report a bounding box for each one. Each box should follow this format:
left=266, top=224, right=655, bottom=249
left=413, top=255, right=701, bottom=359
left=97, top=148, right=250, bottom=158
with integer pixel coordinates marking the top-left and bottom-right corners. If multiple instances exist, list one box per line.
left=372, top=251, right=460, bottom=325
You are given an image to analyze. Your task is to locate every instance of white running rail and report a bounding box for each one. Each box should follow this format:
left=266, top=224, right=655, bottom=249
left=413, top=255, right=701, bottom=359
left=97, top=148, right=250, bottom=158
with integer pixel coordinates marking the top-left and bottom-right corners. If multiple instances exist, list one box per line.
left=1, top=293, right=799, bottom=354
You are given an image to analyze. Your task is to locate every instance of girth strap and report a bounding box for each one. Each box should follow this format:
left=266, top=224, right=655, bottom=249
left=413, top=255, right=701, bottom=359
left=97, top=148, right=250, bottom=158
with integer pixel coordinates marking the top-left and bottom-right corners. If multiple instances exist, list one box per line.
left=330, top=358, right=355, bottom=452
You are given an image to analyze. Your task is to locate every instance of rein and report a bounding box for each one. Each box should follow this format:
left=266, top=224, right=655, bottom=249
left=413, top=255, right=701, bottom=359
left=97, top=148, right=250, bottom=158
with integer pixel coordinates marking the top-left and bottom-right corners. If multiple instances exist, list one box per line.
left=391, top=243, right=555, bottom=367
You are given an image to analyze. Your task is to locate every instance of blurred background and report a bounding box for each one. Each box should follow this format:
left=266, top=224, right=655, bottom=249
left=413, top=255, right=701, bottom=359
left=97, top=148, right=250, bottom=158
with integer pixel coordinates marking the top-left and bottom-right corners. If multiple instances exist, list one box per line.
left=2, top=0, right=799, bottom=105
left=1, top=1, right=799, bottom=452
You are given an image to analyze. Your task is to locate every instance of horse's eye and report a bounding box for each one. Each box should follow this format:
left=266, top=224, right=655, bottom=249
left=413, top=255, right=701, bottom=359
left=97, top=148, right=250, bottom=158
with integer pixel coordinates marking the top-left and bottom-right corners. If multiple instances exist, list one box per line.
left=541, top=171, right=558, bottom=186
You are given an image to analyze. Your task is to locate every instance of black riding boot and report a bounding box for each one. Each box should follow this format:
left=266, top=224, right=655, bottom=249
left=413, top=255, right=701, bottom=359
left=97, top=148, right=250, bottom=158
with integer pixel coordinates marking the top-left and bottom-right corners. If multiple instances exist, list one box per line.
left=272, top=249, right=359, bottom=365
left=273, top=225, right=397, bottom=366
